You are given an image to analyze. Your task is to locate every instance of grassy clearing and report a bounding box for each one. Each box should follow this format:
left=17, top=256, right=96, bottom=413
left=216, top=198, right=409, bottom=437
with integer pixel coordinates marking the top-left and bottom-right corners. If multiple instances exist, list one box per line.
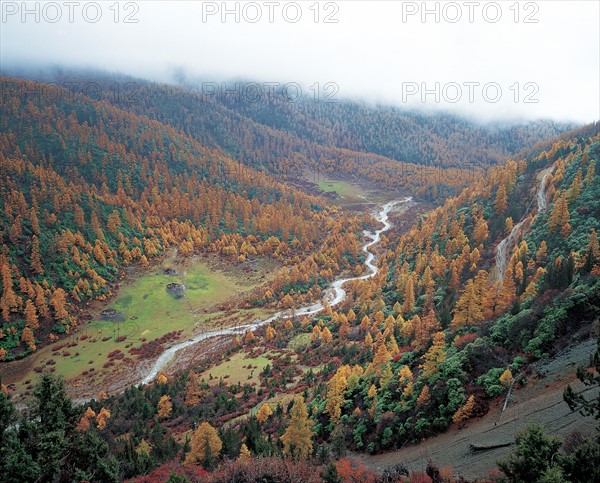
left=287, top=333, right=312, bottom=352
left=107, top=263, right=238, bottom=340
left=5, top=260, right=270, bottom=390
left=317, top=178, right=392, bottom=205
left=318, top=179, right=366, bottom=199
left=200, top=352, right=272, bottom=387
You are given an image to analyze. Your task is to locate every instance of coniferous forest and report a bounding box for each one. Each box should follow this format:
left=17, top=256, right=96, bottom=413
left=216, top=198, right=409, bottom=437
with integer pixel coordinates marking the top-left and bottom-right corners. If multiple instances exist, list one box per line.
left=0, top=70, right=598, bottom=482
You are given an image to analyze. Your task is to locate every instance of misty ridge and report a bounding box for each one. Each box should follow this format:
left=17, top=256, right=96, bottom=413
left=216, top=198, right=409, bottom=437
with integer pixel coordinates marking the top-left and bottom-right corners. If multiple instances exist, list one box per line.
left=1, top=64, right=579, bottom=178
left=3, top=62, right=579, bottom=125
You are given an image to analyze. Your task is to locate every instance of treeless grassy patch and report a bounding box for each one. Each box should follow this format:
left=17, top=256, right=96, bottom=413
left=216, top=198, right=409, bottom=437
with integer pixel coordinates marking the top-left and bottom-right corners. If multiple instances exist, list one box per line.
left=200, top=351, right=272, bottom=387
left=1, top=259, right=271, bottom=394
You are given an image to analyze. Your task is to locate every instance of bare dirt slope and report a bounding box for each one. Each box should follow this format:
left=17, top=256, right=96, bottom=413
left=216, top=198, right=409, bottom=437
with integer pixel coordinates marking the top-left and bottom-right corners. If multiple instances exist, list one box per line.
left=352, top=337, right=598, bottom=479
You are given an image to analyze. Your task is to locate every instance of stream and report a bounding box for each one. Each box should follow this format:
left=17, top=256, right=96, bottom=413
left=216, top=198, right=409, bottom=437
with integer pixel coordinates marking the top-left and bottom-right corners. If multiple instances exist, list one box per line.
left=139, top=197, right=412, bottom=385
left=496, top=167, right=554, bottom=280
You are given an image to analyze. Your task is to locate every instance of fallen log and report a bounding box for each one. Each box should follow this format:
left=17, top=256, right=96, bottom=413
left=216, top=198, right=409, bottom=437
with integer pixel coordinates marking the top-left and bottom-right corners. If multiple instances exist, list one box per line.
left=469, top=442, right=513, bottom=453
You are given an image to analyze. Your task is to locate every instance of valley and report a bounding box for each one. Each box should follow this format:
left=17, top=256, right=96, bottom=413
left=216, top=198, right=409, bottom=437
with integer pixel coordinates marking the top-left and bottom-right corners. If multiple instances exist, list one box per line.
left=139, top=197, right=412, bottom=387
left=0, top=254, right=274, bottom=399
left=0, top=73, right=598, bottom=482
left=1, top=0, right=598, bottom=478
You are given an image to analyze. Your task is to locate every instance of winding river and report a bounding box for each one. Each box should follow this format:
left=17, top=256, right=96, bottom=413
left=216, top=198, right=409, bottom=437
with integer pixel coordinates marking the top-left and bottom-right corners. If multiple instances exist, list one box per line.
left=140, top=197, right=412, bottom=385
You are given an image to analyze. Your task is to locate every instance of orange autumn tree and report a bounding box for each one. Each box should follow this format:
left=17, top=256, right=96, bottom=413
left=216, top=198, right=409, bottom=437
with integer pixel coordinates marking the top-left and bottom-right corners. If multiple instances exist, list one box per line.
left=1, top=263, right=20, bottom=322
left=50, top=288, right=69, bottom=322
left=157, top=395, right=173, bottom=419
left=256, top=403, right=273, bottom=424
left=30, top=236, right=44, bottom=274
left=21, top=327, right=36, bottom=351
left=24, top=299, right=39, bottom=329
left=452, top=395, right=476, bottom=425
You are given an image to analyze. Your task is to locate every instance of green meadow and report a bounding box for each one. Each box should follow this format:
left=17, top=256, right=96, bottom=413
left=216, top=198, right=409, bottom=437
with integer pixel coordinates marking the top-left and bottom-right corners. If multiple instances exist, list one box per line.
left=317, top=178, right=389, bottom=205
left=318, top=179, right=364, bottom=197
left=7, top=261, right=270, bottom=389
left=200, top=351, right=273, bottom=387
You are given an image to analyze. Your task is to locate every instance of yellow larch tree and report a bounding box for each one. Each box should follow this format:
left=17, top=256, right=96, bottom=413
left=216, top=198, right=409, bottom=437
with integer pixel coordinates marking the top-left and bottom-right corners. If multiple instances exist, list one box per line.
left=184, top=371, right=203, bottom=407
left=185, top=422, right=222, bottom=467
left=451, top=279, right=483, bottom=328
left=536, top=241, right=548, bottom=264
left=96, top=407, right=111, bottom=430
left=368, top=343, right=390, bottom=375
left=548, top=190, right=571, bottom=238
left=499, top=368, right=514, bottom=387
left=402, top=276, right=415, bottom=314
left=24, top=299, right=39, bottom=329
left=238, top=443, right=251, bottom=461
left=325, top=369, right=348, bottom=423
left=452, top=395, right=476, bottom=424
left=495, top=183, right=507, bottom=214
left=265, top=325, right=277, bottom=341
left=157, top=395, right=173, bottom=419
left=257, top=403, right=273, bottom=424
left=311, top=325, right=322, bottom=341
left=417, top=385, right=430, bottom=407
left=21, top=327, right=36, bottom=351
left=414, top=309, right=441, bottom=350
left=420, top=332, right=447, bottom=378
left=77, top=407, right=96, bottom=432
left=280, top=396, right=314, bottom=460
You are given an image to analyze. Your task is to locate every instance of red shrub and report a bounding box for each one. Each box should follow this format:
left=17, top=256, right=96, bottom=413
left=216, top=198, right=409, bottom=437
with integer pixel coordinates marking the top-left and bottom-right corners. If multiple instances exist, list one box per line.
left=336, top=459, right=378, bottom=483
left=454, top=333, right=478, bottom=349
left=409, top=472, right=433, bottom=483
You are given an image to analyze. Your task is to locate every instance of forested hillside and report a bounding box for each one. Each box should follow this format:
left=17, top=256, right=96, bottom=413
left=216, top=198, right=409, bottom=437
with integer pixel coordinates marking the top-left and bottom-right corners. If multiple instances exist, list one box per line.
left=303, top=124, right=600, bottom=453
left=2, top=117, right=596, bottom=481
left=0, top=77, right=336, bottom=360
left=0, top=72, right=597, bottom=482
left=4, top=72, right=574, bottom=200
left=0, top=74, right=573, bottom=361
